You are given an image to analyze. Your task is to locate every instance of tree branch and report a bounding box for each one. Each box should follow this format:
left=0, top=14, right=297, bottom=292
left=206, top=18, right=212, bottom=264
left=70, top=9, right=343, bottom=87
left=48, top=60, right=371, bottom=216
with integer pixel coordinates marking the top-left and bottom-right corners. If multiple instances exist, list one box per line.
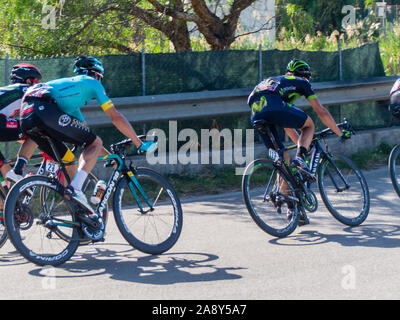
left=0, top=42, right=46, bottom=54
left=66, top=6, right=121, bottom=42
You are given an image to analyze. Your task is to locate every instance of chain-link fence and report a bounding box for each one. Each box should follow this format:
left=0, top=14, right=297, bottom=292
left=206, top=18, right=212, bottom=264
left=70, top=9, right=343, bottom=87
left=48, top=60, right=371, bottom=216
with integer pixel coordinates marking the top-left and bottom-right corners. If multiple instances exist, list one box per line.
left=0, top=42, right=385, bottom=96
left=0, top=42, right=389, bottom=158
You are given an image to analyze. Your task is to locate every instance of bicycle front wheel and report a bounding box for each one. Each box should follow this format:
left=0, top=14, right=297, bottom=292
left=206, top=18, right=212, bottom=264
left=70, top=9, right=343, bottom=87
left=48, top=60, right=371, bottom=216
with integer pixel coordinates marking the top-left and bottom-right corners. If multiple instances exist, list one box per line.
left=389, top=145, right=400, bottom=198
left=242, top=159, right=299, bottom=238
left=317, top=155, right=370, bottom=226
left=113, top=168, right=183, bottom=254
left=4, top=175, right=79, bottom=266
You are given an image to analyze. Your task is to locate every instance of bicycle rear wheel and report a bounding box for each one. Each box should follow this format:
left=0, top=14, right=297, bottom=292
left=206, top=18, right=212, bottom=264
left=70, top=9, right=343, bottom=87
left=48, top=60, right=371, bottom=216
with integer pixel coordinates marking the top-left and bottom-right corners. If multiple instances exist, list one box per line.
left=112, top=168, right=183, bottom=254
left=242, top=159, right=299, bottom=238
left=4, top=175, right=79, bottom=266
left=389, top=145, right=400, bottom=198
left=317, top=155, right=370, bottom=226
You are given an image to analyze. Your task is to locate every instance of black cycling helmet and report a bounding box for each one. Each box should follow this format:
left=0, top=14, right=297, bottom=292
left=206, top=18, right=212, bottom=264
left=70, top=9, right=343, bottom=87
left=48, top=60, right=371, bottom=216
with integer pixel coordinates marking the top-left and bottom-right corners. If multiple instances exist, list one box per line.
left=10, top=63, right=42, bottom=84
left=73, top=56, right=104, bottom=80
left=286, top=59, right=312, bottom=80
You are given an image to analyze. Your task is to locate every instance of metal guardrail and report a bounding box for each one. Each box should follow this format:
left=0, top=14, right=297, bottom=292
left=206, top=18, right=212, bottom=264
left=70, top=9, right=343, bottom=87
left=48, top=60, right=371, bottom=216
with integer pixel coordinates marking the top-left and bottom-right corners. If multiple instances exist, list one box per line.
left=82, top=76, right=399, bottom=127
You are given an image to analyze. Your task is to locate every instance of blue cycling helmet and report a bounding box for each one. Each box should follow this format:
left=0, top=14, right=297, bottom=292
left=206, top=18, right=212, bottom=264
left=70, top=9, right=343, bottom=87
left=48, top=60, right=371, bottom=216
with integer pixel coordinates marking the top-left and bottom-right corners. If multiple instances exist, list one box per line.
left=73, top=56, right=104, bottom=80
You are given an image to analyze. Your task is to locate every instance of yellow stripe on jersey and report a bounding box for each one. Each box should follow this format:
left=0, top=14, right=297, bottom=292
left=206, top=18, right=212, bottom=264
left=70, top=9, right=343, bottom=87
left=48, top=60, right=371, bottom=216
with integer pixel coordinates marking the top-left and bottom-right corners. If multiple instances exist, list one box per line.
left=101, top=100, right=114, bottom=111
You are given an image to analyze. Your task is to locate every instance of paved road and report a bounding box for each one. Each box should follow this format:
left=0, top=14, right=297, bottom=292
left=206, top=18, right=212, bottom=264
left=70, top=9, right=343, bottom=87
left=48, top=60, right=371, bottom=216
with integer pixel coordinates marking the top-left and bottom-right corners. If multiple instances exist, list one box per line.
left=1, top=166, right=400, bottom=301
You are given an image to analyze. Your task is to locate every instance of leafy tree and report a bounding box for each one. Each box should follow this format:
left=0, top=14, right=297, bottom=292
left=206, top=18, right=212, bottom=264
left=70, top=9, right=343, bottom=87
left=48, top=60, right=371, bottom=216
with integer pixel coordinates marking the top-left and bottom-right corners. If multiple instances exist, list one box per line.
left=0, top=0, right=264, bottom=57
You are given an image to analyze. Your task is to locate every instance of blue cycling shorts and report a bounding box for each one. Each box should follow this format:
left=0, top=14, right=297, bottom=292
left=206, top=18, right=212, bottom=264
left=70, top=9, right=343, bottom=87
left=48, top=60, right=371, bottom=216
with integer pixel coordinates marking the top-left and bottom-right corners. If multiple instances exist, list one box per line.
left=250, top=94, right=308, bottom=150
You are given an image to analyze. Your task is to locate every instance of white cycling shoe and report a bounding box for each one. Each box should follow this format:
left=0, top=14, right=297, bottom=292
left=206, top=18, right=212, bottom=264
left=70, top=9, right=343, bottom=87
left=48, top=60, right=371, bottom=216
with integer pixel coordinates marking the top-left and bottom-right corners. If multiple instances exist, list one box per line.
left=6, top=170, right=34, bottom=196
left=5, top=170, right=23, bottom=183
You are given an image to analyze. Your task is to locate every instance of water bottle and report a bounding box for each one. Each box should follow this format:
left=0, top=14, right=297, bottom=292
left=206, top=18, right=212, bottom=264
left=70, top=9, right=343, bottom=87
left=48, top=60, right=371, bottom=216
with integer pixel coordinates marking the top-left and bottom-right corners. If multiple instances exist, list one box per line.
left=90, top=180, right=107, bottom=204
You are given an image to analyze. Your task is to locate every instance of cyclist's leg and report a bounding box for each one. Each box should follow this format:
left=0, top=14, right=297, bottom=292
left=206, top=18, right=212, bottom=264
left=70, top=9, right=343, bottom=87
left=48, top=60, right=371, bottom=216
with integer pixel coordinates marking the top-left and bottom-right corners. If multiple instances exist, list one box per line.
left=12, top=138, right=38, bottom=176
left=251, top=103, right=292, bottom=197
left=25, top=99, right=102, bottom=214
left=0, top=114, right=26, bottom=183
left=297, top=115, right=315, bottom=159
left=271, top=104, right=311, bottom=166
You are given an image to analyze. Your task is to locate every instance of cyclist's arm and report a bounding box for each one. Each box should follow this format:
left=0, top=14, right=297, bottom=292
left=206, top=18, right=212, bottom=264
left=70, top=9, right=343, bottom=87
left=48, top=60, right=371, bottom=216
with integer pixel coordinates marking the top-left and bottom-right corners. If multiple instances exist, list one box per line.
left=308, top=97, right=342, bottom=137
left=103, top=105, right=142, bottom=148
left=91, top=79, right=142, bottom=148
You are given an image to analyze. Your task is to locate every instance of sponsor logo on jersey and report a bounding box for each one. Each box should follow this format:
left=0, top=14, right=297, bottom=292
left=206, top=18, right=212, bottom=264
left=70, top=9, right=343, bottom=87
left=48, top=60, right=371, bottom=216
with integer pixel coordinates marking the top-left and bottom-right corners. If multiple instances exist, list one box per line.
left=58, top=114, right=72, bottom=127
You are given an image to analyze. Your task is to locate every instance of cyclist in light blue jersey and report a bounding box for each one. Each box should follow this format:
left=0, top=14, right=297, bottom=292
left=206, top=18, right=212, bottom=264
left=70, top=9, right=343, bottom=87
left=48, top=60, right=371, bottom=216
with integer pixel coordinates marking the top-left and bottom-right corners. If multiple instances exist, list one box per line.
left=20, top=56, right=156, bottom=218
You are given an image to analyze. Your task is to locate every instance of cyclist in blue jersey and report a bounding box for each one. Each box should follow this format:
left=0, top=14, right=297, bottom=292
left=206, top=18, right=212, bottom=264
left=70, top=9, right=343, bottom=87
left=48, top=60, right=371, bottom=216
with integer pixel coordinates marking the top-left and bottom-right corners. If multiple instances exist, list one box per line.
left=248, top=59, right=350, bottom=173
left=20, top=56, right=156, bottom=218
left=248, top=59, right=351, bottom=223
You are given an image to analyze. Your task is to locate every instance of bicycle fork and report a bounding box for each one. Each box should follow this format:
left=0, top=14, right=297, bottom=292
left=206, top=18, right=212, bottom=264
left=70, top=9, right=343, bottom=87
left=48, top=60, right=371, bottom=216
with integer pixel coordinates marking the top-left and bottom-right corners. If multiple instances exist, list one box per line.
left=125, top=168, right=154, bottom=214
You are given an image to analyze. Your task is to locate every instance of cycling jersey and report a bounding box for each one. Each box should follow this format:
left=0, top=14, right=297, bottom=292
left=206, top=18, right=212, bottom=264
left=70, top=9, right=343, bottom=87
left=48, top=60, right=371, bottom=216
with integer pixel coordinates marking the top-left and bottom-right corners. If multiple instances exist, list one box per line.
left=24, top=75, right=114, bottom=122
left=247, top=75, right=315, bottom=150
left=20, top=98, right=96, bottom=162
left=389, top=79, right=400, bottom=118
left=0, top=83, right=29, bottom=117
left=390, top=78, right=400, bottom=96
left=248, top=75, right=317, bottom=110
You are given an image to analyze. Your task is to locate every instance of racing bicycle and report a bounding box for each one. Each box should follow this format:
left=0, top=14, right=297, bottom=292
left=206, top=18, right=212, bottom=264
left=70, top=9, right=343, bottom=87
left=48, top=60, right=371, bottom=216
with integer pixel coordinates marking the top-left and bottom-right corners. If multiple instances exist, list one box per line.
left=242, top=118, right=370, bottom=238
left=3, top=134, right=183, bottom=266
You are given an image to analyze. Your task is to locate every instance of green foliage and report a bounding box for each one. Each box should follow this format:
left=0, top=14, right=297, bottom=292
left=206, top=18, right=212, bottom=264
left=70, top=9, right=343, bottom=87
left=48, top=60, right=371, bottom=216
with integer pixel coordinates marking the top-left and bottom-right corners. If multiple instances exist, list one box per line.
left=278, top=3, right=315, bottom=40
left=350, top=142, right=393, bottom=170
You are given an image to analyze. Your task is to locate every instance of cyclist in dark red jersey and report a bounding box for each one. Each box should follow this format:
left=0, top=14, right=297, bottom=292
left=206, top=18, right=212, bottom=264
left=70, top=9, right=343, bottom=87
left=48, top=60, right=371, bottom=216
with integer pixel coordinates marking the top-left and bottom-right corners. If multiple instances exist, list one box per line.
left=0, top=64, right=41, bottom=184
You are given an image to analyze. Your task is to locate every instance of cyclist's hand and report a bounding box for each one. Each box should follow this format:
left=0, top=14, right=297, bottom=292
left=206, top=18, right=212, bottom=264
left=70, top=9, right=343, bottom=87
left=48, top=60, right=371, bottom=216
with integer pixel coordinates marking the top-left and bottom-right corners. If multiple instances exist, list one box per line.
left=138, top=141, right=157, bottom=153
left=340, top=129, right=351, bottom=142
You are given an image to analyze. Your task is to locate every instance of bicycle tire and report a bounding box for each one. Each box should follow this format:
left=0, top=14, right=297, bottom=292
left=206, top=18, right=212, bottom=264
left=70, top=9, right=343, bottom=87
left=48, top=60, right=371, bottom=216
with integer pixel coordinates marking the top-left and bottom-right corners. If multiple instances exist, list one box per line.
left=112, top=168, right=183, bottom=254
left=242, top=158, right=299, bottom=238
left=40, top=172, right=108, bottom=245
left=0, top=188, right=7, bottom=249
left=389, top=144, right=400, bottom=198
left=4, top=175, right=79, bottom=266
left=317, top=154, right=370, bottom=226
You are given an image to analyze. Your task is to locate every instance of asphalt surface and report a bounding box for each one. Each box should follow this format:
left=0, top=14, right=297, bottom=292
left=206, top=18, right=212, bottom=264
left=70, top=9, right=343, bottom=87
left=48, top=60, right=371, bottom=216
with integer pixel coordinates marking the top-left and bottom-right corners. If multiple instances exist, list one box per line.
left=0, top=166, right=400, bottom=301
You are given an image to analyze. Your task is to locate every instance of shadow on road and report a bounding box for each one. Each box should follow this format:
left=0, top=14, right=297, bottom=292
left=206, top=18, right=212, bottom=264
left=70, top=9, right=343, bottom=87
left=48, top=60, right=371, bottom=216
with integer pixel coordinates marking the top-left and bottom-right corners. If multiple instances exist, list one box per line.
left=269, top=223, right=400, bottom=248
left=28, top=248, right=245, bottom=284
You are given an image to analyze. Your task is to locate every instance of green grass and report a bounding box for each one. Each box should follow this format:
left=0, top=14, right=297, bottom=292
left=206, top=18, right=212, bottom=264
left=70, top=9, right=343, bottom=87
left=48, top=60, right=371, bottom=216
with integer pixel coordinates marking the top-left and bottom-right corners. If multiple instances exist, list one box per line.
left=166, top=166, right=243, bottom=198
left=350, top=142, right=393, bottom=170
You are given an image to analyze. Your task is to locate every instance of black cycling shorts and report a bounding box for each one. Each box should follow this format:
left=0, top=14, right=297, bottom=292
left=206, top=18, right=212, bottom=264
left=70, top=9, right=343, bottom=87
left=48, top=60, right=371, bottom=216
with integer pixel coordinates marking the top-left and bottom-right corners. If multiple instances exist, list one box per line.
left=20, top=97, right=97, bottom=162
left=0, top=114, right=25, bottom=162
left=250, top=94, right=308, bottom=150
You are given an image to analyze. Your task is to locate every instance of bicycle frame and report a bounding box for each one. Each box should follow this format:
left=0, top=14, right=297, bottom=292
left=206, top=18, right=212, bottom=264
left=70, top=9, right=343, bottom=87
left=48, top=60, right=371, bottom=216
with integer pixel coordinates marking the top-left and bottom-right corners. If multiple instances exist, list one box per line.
left=257, top=121, right=353, bottom=211
left=95, top=154, right=154, bottom=216
left=285, top=137, right=351, bottom=192
left=41, top=135, right=154, bottom=231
